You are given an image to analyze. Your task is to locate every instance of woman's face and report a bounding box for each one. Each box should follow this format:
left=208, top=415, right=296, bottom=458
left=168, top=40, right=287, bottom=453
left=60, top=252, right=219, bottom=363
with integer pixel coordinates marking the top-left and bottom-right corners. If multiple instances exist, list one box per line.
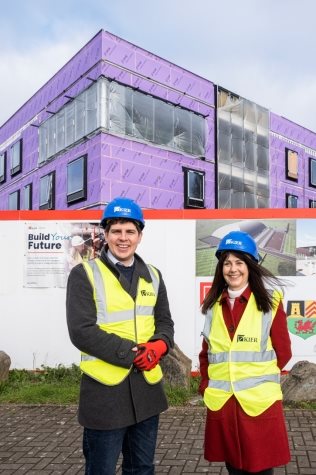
left=222, top=252, right=249, bottom=290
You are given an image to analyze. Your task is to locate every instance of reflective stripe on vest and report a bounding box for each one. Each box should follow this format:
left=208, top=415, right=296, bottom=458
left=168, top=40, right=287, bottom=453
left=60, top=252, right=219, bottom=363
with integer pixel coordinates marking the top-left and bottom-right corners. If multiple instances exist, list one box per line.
left=202, top=290, right=283, bottom=416
left=80, top=259, right=163, bottom=386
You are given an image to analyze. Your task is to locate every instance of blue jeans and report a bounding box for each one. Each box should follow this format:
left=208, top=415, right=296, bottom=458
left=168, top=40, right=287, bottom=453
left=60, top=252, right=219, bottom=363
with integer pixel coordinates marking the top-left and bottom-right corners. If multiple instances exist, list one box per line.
left=83, top=415, right=159, bottom=475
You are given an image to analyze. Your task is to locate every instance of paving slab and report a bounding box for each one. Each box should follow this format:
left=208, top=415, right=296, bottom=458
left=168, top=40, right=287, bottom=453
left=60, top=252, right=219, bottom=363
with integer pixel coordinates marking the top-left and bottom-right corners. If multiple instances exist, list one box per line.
left=0, top=405, right=315, bottom=474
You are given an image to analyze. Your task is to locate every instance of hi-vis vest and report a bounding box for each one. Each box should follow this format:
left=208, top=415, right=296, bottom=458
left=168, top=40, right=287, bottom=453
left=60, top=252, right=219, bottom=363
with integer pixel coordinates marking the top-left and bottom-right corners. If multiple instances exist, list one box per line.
left=81, top=259, right=163, bottom=386
left=202, top=291, right=283, bottom=416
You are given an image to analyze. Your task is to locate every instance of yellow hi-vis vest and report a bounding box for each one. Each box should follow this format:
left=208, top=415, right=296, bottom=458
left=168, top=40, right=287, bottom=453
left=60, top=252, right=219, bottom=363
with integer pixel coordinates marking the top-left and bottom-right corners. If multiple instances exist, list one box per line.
left=202, top=291, right=283, bottom=416
left=81, top=259, right=163, bottom=386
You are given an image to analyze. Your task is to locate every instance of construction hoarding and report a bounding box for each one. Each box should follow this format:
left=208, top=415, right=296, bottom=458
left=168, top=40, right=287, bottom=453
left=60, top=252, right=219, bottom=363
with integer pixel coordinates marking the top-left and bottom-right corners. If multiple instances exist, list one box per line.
left=1, top=209, right=315, bottom=370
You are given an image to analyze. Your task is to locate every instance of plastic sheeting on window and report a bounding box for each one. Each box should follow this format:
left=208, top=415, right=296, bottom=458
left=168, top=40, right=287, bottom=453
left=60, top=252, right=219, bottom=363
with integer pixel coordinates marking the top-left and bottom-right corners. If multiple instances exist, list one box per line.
left=174, top=107, right=192, bottom=154
left=109, top=82, right=133, bottom=136
left=39, top=126, right=47, bottom=164
left=192, top=115, right=206, bottom=156
left=40, top=173, right=53, bottom=207
left=8, top=191, right=19, bottom=210
left=75, top=95, right=85, bottom=141
left=86, top=85, right=98, bottom=134
left=56, top=110, right=65, bottom=153
left=65, top=102, right=75, bottom=147
left=132, top=91, right=154, bottom=141
left=23, top=185, right=32, bottom=210
left=11, top=140, right=22, bottom=171
left=39, top=77, right=206, bottom=164
left=154, top=100, right=173, bottom=146
left=67, top=157, right=84, bottom=195
left=0, top=153, right=5, bottom=178
left=217, top=88, right=270, bottom=208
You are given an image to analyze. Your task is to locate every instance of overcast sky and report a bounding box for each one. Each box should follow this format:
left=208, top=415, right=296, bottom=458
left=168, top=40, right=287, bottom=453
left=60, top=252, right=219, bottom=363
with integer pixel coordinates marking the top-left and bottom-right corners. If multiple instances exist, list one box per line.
left=1, top=0, right=316, bottom=133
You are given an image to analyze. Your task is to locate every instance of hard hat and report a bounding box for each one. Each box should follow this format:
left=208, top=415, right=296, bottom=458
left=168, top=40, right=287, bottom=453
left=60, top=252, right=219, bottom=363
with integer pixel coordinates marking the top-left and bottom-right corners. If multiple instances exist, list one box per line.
left=100, top=197, right=145, bottom=230
left=71, top=235, right=85, bottom=247
left=215, top=231, right=260, bottom=262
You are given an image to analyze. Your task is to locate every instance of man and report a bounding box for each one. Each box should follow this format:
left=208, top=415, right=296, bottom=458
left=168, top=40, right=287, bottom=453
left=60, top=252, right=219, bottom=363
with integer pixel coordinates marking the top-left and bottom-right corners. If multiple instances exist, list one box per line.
left=66, top=197, right=174, bottom=475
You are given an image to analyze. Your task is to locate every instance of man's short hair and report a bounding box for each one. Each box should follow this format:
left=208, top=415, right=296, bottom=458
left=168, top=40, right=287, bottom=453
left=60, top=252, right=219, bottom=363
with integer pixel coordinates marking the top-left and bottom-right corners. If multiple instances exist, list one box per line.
left=104, top=218, right=142, bottom=234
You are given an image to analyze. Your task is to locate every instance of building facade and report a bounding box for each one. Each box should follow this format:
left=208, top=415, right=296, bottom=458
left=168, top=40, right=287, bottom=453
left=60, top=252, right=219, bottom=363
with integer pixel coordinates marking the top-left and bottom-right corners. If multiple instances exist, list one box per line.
left=0, top=29, right=316, bottom=210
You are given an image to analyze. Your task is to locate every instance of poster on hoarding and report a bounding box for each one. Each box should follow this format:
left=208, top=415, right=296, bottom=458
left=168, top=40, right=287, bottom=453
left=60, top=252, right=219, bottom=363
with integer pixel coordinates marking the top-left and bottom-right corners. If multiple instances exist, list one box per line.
left=195, top=218, right=316, bottom=367
left=23, top=221, right=104, bottom=287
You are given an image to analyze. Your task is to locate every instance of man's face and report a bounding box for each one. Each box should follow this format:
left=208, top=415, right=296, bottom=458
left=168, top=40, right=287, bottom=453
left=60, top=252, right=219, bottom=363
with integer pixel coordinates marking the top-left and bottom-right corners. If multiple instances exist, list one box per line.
left=105, top=221, right=142, bottom=265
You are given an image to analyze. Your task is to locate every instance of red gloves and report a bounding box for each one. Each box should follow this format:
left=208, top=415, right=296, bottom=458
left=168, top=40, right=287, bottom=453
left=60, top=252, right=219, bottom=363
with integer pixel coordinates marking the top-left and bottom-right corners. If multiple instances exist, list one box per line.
left=133, top=340, right=167, bottom=371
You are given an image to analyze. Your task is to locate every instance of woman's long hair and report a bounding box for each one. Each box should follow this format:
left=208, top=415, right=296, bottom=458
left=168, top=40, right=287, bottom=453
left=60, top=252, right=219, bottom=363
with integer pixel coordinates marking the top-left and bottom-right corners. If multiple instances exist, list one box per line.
left=201, top=251, right=284, bottom=314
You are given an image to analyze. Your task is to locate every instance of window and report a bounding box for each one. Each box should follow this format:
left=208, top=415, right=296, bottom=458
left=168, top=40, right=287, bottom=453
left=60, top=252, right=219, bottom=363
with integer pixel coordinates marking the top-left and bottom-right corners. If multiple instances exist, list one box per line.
left=0, top=151, right=6, bottom=183
left=67, top=155, right=87, bottom=204
left=174, top=108, right=192, bottom=154
left=309, top=158, right=316, bottom=187
left=38, top=78, right=206, bottom=164
left=286, top=193, right=298, bottom=208
left=8, top=190, right=20, bottom=210
left=309, top=199, right=316, bottom=208
left=183, top=167, right=205, bottom=208
left=10, top=139, right=22, bottom=176
left=132, top=90, right=154, bottom=141
left=217, top=88, right=269, bottom=209
left=23, top=183, right=32, bottom=210
left=39, top=172, right=55, bottom=209
left=286, top=148, right=298, bottom=181
left=109, top=82, right=133, bottom=135
left=154, top=100, right=173, bottom=146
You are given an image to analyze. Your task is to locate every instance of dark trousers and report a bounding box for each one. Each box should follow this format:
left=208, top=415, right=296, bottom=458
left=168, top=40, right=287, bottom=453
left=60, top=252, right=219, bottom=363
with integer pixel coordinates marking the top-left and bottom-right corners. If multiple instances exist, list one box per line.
left=83, top=415, right=159, bottom=475
left=226, top=462, right=274, bottom=475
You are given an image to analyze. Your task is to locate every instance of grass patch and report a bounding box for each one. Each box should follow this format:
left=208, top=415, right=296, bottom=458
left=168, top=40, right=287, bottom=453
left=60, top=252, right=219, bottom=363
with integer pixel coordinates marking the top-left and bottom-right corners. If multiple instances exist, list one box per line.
left=165, top=375, right=202, bottom=406
left=284, top=400, right=316, bottom=410
left=1, top=367, right=314, bottom=410
left=0, top=365, right=81, bottom=404
left=0, top=365, right=201, bottom=406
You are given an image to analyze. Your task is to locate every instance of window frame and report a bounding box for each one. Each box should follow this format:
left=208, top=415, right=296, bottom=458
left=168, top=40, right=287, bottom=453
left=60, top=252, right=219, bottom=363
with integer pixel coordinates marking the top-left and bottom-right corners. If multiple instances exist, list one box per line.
left=309, top=199, right=316, bottom=208
left=67, top=154, right=87, bottom=205
left=10, top=139, right=23, bottom=176
left=0, top=151, right=7, bottom=184
left=285, top=147, right=298, bottom=182
left=286, top=193, right=298, bottom=208
left=309, top=157, right=316, bottom=188
left=8, top=189, right=20, bottom=210
left=39, top=171, right=55, bottom=210
left=183, top=167, right=205, bottom=209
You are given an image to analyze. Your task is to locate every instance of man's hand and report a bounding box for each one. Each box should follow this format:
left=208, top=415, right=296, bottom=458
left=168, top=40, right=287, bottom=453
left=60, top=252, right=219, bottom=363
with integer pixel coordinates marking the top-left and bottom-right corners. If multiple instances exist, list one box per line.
left=133, top=340, right=167, bottom=371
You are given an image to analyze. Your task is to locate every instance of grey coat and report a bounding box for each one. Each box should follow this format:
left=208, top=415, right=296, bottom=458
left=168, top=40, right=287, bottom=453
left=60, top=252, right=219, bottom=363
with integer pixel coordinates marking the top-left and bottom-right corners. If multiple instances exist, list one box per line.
left=66, top=247, right=174, bottom=430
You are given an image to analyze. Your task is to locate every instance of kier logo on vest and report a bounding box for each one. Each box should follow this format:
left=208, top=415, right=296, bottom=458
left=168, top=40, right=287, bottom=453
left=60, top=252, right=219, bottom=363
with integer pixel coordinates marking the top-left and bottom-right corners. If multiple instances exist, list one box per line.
left=286, top=300, right=316, bottom=340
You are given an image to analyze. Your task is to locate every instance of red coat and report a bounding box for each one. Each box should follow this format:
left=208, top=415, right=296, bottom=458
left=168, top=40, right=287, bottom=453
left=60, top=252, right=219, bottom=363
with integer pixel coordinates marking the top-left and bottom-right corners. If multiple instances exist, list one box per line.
left=199, top=286, right=292, bottom=472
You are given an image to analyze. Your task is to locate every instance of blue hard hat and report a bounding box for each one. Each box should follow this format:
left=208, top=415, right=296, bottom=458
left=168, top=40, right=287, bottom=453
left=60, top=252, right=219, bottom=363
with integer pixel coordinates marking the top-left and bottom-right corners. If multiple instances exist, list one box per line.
left=215, top=231, right=260, bottom=262
left=100, top=197, right=145, bottom=230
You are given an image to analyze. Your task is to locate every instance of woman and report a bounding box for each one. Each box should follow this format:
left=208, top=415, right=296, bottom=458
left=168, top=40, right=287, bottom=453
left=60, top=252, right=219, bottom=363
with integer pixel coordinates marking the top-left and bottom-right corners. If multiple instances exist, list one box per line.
left=199, top=230, right=292, bottom=475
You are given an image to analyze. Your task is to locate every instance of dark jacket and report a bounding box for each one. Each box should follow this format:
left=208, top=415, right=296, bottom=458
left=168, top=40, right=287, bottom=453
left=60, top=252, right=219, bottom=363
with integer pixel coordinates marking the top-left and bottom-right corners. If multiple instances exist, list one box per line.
left=66, top=246, right=174, bottom=430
